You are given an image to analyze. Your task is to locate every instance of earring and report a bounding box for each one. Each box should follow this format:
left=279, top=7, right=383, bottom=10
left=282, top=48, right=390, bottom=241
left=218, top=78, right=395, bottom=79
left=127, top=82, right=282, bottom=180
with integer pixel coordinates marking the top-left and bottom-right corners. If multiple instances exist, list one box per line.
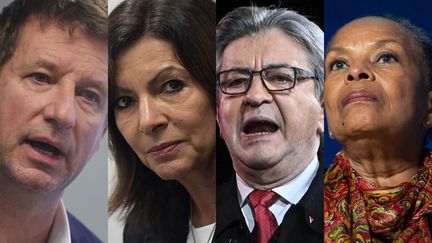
left=425, top=120, right=432, bottom=128
left=329, top=131, right=335, bottom=139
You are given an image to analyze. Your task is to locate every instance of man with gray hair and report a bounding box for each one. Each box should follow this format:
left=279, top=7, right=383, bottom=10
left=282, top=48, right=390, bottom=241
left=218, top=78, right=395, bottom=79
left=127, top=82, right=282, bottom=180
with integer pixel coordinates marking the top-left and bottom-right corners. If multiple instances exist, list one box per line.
left=215, top=6, right=324, bottom=242
left=0, top=0, right=107, bottom=242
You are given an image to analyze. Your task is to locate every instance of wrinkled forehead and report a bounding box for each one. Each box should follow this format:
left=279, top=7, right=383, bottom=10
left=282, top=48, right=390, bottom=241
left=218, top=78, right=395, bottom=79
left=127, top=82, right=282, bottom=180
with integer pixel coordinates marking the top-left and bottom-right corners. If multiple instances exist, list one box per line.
left=219, top=29, right=310, bottom=72
left=329, top=17, right=420, bottom=55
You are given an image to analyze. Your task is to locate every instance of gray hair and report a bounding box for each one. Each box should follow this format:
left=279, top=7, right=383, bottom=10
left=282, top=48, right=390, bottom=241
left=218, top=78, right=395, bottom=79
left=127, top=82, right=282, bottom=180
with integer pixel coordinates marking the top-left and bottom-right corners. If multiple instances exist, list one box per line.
left=216, top=6, right=324, bottom=100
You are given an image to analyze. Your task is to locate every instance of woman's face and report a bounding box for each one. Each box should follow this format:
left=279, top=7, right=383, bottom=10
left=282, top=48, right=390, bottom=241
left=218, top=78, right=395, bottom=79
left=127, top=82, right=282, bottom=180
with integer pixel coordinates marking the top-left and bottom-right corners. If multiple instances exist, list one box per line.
left=324, top=17, right=432, bottom=143
left=114, top=36, right=215, bottom=180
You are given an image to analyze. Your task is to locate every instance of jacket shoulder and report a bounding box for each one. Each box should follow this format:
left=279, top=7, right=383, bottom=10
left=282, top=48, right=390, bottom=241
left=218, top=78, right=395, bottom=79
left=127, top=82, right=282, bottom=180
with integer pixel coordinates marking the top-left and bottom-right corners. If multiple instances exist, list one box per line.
left=67, top=212, right=102, bottom=243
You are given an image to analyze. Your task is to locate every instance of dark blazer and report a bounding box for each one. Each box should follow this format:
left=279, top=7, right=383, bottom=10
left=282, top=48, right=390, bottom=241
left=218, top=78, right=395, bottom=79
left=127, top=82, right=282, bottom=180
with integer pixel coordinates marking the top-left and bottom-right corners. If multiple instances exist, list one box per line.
left=123, top=223, right=162, bottom=243
left=215, top=163, right=324, bottom=243
left=67, top=212, right=102, bottom=243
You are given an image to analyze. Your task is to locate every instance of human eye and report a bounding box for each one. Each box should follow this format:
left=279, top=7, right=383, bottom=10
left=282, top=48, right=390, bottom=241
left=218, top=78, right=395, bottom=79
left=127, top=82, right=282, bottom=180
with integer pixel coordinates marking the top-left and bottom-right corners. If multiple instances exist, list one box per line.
left=220, top=71, right=249, bottom=88
left=30, top=73, right=51, bottom=84
left=115, top=96, right=133, bottom=109
left=376, top=52, right=398, bottom=64
left=228, top=78, right=248, bottom=87
left=80, top=90, right=100, bottom=104
left=266, top=69, right=294, bottom=84
left=329, top=60, right=348, bottom=71
left=162, top=79, right=184, bottom=93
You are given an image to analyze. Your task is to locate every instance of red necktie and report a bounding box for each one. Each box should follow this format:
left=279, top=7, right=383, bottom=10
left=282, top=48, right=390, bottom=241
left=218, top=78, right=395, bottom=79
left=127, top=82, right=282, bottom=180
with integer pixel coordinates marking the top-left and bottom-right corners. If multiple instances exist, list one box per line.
left=249, top=190, right=278, bottom=243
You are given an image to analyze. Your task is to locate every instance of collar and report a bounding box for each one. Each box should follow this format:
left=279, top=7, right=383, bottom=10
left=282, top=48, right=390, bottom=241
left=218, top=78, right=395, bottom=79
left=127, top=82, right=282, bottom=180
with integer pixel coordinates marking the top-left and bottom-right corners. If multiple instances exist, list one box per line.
left=236, top=156, right=319, bottom=206
left=215, top=158, right=324, bottom=239
left=46, top=200, right=71, bottom=243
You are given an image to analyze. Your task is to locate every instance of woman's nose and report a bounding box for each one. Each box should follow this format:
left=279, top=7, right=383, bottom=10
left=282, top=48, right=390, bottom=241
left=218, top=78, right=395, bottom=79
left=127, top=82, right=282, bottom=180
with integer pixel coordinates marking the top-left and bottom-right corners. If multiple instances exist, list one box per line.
left=345, top=63, right=375, bottom=83
left=138, top=97, right=168, bottom=134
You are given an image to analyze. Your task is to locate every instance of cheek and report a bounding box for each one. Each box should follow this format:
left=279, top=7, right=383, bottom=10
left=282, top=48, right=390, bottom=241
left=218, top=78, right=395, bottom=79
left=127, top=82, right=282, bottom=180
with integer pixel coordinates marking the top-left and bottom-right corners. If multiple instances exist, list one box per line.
left=114, top=114, right=138, bottom=148
left=279, top=84, right=322, bottom=133
left=218, top=98, right=240, bottom=133
left=323, top=79, right=340, bottom=112
left=323, top=82, right=343, bottom=129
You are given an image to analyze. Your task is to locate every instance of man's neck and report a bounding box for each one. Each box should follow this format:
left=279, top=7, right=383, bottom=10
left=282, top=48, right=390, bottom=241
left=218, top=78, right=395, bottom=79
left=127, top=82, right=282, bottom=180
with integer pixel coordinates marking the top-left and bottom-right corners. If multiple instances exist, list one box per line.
left=0, top=175, right=61, bottom=243
left=233, top=148, right=317, bottom=191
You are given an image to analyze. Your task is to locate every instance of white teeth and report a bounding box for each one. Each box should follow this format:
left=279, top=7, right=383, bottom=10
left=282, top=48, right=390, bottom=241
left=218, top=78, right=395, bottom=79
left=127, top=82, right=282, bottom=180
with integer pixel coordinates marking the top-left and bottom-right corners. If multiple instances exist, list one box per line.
left=246, top=131, right=271, bottom=136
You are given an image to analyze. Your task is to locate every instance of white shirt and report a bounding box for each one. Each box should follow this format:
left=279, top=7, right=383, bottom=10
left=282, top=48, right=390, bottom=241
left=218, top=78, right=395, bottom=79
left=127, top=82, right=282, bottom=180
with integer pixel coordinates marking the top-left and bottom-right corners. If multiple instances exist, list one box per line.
left=186, top=222, right=216, bottom=243
left=46, top=200, right=71, bottom=243
left=236, top=156, right=319, bottom=232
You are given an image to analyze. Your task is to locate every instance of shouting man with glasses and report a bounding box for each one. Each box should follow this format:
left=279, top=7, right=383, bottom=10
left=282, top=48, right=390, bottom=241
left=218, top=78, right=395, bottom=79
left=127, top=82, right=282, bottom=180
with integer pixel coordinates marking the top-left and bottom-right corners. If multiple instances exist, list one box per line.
left=215, top=6, right=324, bottom=243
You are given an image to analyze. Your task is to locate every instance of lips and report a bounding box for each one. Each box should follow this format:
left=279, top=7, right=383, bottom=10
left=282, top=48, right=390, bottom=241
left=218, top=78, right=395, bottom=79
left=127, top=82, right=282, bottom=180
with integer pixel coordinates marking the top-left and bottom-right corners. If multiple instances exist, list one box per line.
left=147, top=140, right=181, bottom=157
left=341, top=89, right=377, bottom=107
left=25, top=138, right=65, bottom=157
left=242, top=117, right=279, bottom=135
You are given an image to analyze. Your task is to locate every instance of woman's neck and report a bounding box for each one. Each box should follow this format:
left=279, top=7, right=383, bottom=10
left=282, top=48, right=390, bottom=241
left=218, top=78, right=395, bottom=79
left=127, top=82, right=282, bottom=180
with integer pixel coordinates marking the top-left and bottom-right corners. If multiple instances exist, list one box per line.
left=343, top=138, right=423, bottom=188
left=180, top=160, right=216, bottom=227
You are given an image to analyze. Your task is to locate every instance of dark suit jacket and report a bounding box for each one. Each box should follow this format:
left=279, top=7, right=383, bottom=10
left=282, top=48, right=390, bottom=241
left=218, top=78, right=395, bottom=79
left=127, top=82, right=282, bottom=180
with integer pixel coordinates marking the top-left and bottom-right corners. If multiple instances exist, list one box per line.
left=215, top=163, right=324, bottom=243
left=67, top=212, right=102, bottom=243
left=123, top=223, right=162, bottom=243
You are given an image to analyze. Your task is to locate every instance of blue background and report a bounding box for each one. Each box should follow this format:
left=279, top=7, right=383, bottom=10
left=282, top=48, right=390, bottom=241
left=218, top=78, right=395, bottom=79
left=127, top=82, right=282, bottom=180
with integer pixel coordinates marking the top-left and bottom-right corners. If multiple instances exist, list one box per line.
left=324, top=0, right=432, bottom=167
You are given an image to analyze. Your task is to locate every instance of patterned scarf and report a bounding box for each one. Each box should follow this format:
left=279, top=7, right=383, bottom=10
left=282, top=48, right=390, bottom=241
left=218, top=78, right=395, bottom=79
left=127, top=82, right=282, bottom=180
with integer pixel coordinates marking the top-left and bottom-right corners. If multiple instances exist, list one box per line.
left=324, top=152, right=432, bottom=242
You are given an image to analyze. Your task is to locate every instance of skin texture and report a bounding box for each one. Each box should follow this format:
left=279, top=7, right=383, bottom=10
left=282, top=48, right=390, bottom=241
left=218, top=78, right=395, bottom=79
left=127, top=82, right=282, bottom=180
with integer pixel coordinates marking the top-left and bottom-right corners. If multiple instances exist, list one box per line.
left=217, top=28, right=323, bottom=190
left=324, top=17, right=432, bottom=187
left=114, top=36, right=216, bottom=226
left=0, top=17, right=107, bottom=243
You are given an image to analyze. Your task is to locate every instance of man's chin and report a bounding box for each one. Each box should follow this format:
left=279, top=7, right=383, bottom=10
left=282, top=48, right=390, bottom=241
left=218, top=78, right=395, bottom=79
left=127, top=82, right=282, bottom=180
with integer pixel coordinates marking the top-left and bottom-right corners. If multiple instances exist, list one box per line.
left=4, top=168, right=66, bottom=194
left=236, top=152, right=281, bottom=171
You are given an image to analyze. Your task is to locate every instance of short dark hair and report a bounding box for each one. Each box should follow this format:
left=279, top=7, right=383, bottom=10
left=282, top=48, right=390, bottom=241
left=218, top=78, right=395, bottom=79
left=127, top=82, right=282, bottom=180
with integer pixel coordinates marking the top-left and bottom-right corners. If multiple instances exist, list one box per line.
left=108, top=0, right=215, bottom=241
left=0, top=0, right=107, bottom=69
left=216, top=6, right=324, bottom=100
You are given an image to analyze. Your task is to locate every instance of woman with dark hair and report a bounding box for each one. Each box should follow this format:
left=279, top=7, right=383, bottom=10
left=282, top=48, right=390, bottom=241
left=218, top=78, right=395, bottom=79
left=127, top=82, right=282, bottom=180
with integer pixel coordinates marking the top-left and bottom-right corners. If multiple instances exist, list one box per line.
left=108, top=0, right=216, bottom=242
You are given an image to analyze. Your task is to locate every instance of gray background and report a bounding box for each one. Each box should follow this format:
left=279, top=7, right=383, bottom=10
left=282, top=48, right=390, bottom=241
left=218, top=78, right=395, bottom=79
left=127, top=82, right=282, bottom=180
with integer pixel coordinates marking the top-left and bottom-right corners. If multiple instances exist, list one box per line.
left=107, top=1, right=124, bottom=242
left=0, top=0, right=108, bottom=241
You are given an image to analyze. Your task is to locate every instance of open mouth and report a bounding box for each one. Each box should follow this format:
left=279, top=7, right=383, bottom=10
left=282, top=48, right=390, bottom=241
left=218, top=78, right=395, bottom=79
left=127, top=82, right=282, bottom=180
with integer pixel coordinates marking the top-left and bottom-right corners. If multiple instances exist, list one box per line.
left=243, top=120, right=279, bottom=135
left=26, top=140, right=62, bottom=157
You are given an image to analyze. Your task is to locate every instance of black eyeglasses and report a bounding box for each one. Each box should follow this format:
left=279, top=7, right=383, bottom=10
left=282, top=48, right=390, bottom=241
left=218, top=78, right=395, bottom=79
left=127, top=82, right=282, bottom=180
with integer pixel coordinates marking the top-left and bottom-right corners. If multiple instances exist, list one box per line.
left=217, top=65, right=316, bottom=95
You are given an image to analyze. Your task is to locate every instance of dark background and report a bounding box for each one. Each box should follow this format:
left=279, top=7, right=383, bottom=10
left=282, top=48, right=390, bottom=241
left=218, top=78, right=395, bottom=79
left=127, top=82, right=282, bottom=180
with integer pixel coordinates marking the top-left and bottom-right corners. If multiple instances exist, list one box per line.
left=216, top=0, right=323, bottom=183
left=324, top=0, right=432, bottom=167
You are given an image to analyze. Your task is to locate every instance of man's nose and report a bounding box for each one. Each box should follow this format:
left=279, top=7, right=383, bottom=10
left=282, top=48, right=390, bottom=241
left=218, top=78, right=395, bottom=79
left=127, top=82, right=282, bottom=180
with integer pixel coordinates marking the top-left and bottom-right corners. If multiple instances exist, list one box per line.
left=138, top=97, right=168, bottom=134
left=244, top=75, right=273, bottom=106
left=42, top=84, right=77, bottom=129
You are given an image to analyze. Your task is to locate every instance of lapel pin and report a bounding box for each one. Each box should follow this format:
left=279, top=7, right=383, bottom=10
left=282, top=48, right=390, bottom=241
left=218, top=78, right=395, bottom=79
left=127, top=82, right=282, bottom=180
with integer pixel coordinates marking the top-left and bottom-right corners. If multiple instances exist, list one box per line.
left=309, top=216, right=314, bottom=224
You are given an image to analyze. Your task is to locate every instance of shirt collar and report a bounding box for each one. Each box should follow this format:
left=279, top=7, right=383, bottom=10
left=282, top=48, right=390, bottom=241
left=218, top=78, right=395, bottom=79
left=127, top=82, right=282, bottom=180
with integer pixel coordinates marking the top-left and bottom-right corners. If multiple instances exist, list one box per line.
left=46, top=200, right=71, bottom=243
left=236, top=156, right=319, bottom=206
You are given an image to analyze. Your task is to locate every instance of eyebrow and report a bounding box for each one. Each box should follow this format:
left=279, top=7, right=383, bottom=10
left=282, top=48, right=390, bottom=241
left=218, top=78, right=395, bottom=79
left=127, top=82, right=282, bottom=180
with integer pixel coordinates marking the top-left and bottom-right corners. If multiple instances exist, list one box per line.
left=327, top=38, right=405, bottom=56
left=21, top=58, right=59, bottom=73
left=219, top=63, right=296, bottom=72
left=115, top=65, right=186, bottom=93
left=83, top=79, right=108, bottom=95
left=22, top=58, right=107, bottom=92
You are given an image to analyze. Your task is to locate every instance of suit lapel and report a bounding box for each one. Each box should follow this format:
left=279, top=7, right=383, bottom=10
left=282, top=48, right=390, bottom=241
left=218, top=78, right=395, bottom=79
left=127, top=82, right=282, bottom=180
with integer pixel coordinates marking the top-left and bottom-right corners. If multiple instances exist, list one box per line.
left=270, top=162, right=324, bottom=242
left=215, top=175, right=250, bottom=241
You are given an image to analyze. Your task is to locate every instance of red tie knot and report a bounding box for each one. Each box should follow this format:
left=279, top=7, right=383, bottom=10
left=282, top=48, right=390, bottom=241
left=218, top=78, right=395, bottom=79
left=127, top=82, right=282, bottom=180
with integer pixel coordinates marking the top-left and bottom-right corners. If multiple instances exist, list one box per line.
left=249, top=190, right=278, bottom=208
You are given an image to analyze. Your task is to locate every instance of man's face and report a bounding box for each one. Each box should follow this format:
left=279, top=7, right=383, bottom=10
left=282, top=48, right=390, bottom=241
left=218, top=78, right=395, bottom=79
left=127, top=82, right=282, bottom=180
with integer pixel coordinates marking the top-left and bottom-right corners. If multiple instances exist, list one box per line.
left=0, top=17, right=107, bottom=193
left=217, top=28, right=323, bottom=173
